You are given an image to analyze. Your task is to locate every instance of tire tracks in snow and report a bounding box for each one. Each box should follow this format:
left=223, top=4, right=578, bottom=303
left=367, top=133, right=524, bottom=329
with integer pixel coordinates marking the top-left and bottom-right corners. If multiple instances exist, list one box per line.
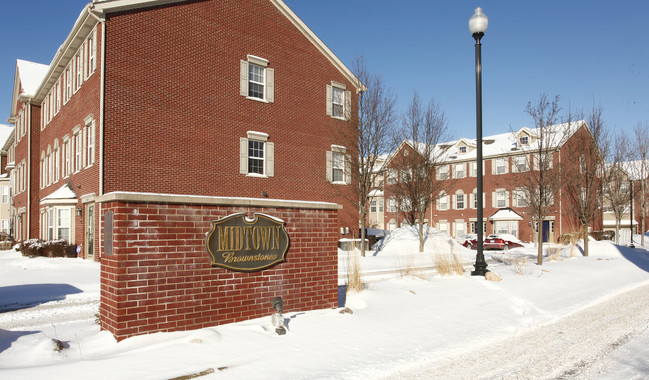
left=0, top=299, right=99, bottom=330
left=392, top=283, right=649, bottom=380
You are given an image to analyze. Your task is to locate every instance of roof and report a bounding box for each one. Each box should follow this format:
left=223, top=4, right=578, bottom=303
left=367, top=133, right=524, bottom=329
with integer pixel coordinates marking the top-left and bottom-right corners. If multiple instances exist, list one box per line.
left=16, top=60, right=49, bottom=97
left=41, top=183, right=78, bottom=202
left=0, top=124, right=14, bottom=149
left=387, top=121, right=588, bottom=167
left=489, top=208, right=523, bottom=221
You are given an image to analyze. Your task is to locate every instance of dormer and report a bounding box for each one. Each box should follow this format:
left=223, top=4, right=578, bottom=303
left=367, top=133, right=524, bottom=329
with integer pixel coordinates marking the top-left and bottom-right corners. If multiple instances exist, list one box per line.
left=455, top=138, right=476, bottom=155
left=514, top=127, right=535, bottom=148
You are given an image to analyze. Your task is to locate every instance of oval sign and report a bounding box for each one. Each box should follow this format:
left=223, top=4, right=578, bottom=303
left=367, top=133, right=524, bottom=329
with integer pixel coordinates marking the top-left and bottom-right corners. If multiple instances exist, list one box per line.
left=205, top=213, right=290, bottom=272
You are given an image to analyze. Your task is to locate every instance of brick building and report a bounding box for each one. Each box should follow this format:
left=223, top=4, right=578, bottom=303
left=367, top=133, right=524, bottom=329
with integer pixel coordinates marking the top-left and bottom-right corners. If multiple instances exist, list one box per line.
left=7, top=0, right=361, bottom=339
left=8, top=0, right=360, bottom=253
left=372, top=121, right=604, bottom=243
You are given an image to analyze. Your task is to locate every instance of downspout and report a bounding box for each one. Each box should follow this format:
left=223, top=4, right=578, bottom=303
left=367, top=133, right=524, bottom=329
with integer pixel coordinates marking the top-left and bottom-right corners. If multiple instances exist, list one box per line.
left=26, top=103, right=31, bottom=239
left=88, top=6, right=105, bottom=196
left=88, top=7, right=106, bottom=259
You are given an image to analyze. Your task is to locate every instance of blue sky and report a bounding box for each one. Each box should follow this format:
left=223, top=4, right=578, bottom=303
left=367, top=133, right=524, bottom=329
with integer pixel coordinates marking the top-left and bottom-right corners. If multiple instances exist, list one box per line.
left=1, top=0, right=648, bottom=140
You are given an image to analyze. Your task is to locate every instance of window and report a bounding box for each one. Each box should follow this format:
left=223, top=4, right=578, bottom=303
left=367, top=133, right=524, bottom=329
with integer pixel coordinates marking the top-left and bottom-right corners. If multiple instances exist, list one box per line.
left=494, top=158, right=507, bottom=174
left=454, top=163, right=465, bottom=179
left=386, top=169, right=398, bottom=185
left=459, top=146, right=467, bottom=154
left=437, top=165, right=450, bottom=180
left=87, top=31, right=96, bottom=78
left=455, top=221, right=466, bottom=237
left=326, top=82, right=351, bottom=120
left=514, top=155, right=528, bottom=172
left=248, top=140, right=264, bottom=174
left=370, top=200, right=377, bottom=213
left=240, top=132, right=274, bottom=177
left=519, top=136, right=529, bottom=145
left=85, top=119, right=95, bottom=167
left=65, top=66, right=72, bottom=102
left=331, top=152, right=345, bottom=182
left=437, top=191, right=449, bottom=211
left=438, top=221, right=449, bottom=235
left=240, top=55, right=274, bottom=102
left=57, top=208, right=71, bottom=241
left=62, top=136, right=71, bottom=178
left=455, top=191, right=465, bottom=210
left=48, top=209, right=54, bottom=241
left=1, top=186, right=8, bottom=204
left=400, top=197, right=412, bottom=212
left=514, top=189, right=527, bottom=207
left=248, top=63, right=265, bottom=99
left=387, top=197, right=397, bottom=213
left=74, top=130, right=82, bottom=173
left=53, top=141, right=60, bottom=183
left=494, top=189, right=508, bottom=208
left=75, top=53, right=83, bottom=92
left=327, top=145, right=350, bottom=184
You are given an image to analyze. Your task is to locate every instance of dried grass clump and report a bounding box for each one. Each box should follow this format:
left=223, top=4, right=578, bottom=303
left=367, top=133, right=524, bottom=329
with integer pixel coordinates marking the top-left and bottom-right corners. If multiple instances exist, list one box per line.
left=511, top=257, right=534, bottom=276
left=17, top=239, right=77, bottom=258
left=398, top=254, right=427, bottom=279
left=434, top=253, right=464, bottom=276
left=346, top=249, right=364, bottom=293
left=547, top=246, right=562, bottom=261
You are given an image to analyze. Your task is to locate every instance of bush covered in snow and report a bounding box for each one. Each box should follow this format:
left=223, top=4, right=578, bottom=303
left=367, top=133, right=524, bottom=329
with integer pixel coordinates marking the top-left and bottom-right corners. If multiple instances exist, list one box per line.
left=17, top=239, right=77, bottom=258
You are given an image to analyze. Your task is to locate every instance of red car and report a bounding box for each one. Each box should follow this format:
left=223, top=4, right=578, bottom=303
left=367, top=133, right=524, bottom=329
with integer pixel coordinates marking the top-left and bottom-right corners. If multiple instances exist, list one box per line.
left=461, top=234, right=523, bottom=251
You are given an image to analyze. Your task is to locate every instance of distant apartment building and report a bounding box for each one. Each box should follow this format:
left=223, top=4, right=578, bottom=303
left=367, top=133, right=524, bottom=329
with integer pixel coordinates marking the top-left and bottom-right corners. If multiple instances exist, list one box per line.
left=371, top=121, right=603, bottom=243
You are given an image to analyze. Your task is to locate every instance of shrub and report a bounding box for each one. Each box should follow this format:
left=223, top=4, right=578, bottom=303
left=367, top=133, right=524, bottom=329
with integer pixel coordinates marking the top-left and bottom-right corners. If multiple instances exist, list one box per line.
left=17, top=239, right=77, bottom=258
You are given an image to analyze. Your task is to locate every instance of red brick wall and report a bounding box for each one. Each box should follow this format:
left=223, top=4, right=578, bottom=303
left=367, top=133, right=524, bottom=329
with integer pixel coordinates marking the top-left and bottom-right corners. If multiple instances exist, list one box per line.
left=102, top=0, right=358, bottom=230
left=99, top=196, right=339, bottom=341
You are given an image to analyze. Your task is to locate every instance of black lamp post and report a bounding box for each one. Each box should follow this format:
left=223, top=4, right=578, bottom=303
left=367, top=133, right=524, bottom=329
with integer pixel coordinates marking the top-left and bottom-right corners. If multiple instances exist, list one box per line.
left=470, top=7, right=489, bottom=276
left=629, top=180, right=635, bottom=248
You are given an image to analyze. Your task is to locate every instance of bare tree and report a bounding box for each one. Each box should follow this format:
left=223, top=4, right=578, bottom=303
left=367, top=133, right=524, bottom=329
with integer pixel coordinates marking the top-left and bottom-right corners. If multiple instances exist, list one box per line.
left=603, top=133, right=632, bottom=244
left=390, top=92, right=450, bottom=252
left=561, top=105, right=608, bottom=257
left=346, top=57, right=397, bottom=257
left=518, top=94, right=564, bottom=265
left=626, top=122, right=649, bottom=246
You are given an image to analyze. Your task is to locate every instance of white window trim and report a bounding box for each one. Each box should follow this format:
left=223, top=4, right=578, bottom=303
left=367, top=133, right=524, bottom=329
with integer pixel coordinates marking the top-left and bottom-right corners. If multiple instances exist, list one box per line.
left=326, top=81, right=351, bottom=121
left=240, top=55, right=274, bottom=103
left=240, top=132, right=274, bottom=178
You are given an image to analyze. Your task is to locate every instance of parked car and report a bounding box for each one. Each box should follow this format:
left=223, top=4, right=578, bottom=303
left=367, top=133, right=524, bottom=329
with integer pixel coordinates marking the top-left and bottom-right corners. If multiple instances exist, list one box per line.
left=456, top=233, right=477, bottom=247
left=461, top=234, right=523, bottom=251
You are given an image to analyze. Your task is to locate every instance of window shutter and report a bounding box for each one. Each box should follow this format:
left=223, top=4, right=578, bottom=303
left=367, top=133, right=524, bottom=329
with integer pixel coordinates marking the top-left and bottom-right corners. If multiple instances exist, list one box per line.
left=325, top=85, right=333, bottom=116
left=344, top=90, right=351, bottom=120
left=505, top=191, right=510, bottom=207
left=266, top=68, right=274, bottom=103
left=452, top=194, right=456, bottom=209
left=436, top=197, right=440, bottom=210
left=240, top=137, right=248, bottom=174
left=491, top=159, right=496, bottom=174
left=345, top=153, right=352, bottom=184
left=470, top=193, right=475, bottom=209
left=266, top=142, right=274, bottom=177
left=240, top=60, right=249, bottom=97
left=504, top=157, right=509, bottom=174
left=326, top=150, right=333, bottom=182
left=492, top=192, right=496, bottom=208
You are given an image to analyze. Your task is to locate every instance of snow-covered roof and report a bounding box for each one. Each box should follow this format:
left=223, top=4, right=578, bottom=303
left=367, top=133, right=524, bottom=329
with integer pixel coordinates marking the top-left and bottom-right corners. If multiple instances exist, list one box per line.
left=0, top=124, right=14, bottom=149
left=621, top=160, right=649, bottom=180
left=489, top=208, right=523, bottom=221
left=16, top=60, right=49, bottom=97
left=368, top=189, right=384, bottom=197
left=41, top=183, right=77, bottom=202
left=389, top=121, right=588, bottom=167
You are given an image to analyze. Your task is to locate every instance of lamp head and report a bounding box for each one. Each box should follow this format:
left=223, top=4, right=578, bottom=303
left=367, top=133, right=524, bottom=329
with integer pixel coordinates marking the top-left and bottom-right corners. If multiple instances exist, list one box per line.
left=469, top=7, right=488, bottom=40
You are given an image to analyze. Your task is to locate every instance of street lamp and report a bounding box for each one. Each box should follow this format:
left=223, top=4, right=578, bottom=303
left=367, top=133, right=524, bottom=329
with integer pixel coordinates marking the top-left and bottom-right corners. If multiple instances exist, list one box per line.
left=470, top=7, right=489, bottom=276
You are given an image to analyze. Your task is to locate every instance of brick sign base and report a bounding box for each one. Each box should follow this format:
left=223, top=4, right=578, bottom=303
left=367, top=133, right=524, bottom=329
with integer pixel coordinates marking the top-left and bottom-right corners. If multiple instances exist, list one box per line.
left=97, top=192, right=339, bottom=341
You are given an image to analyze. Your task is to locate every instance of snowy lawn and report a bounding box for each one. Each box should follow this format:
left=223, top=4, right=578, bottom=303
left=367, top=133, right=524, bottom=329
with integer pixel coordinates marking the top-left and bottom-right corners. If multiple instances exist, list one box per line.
left=1, top=229, right=649, bottom=379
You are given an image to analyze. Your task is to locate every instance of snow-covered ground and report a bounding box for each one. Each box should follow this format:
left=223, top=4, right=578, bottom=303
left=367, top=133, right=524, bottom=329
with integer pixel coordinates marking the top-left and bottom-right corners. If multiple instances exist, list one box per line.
left=2, top=228, right=649, bottom=379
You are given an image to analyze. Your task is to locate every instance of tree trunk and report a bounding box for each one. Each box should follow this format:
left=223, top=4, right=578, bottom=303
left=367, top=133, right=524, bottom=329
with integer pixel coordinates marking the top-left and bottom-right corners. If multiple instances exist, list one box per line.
left=615, top=222, right=620, bottom=245
left=359, top=211, right=367, bottom=257
left=537, top=222, right=544, bottom=265
left=418, top=220, right=425, bottom=253
left=583, top=225, right=589, bottom=257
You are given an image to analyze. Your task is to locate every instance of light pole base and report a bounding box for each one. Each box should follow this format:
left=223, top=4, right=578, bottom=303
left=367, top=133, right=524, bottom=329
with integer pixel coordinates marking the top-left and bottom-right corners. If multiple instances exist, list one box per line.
left=471, top=252, right=489, bottom=276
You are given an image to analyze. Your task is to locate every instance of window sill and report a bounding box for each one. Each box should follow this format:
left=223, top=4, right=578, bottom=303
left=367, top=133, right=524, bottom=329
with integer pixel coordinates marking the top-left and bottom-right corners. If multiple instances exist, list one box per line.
left=330, top=115, right=347, bottom=121
left=246, top=173, right=268, bottom=178
left=246, top=96, right=269, bottom=104
left=331, top=181, right=347, bottom=185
